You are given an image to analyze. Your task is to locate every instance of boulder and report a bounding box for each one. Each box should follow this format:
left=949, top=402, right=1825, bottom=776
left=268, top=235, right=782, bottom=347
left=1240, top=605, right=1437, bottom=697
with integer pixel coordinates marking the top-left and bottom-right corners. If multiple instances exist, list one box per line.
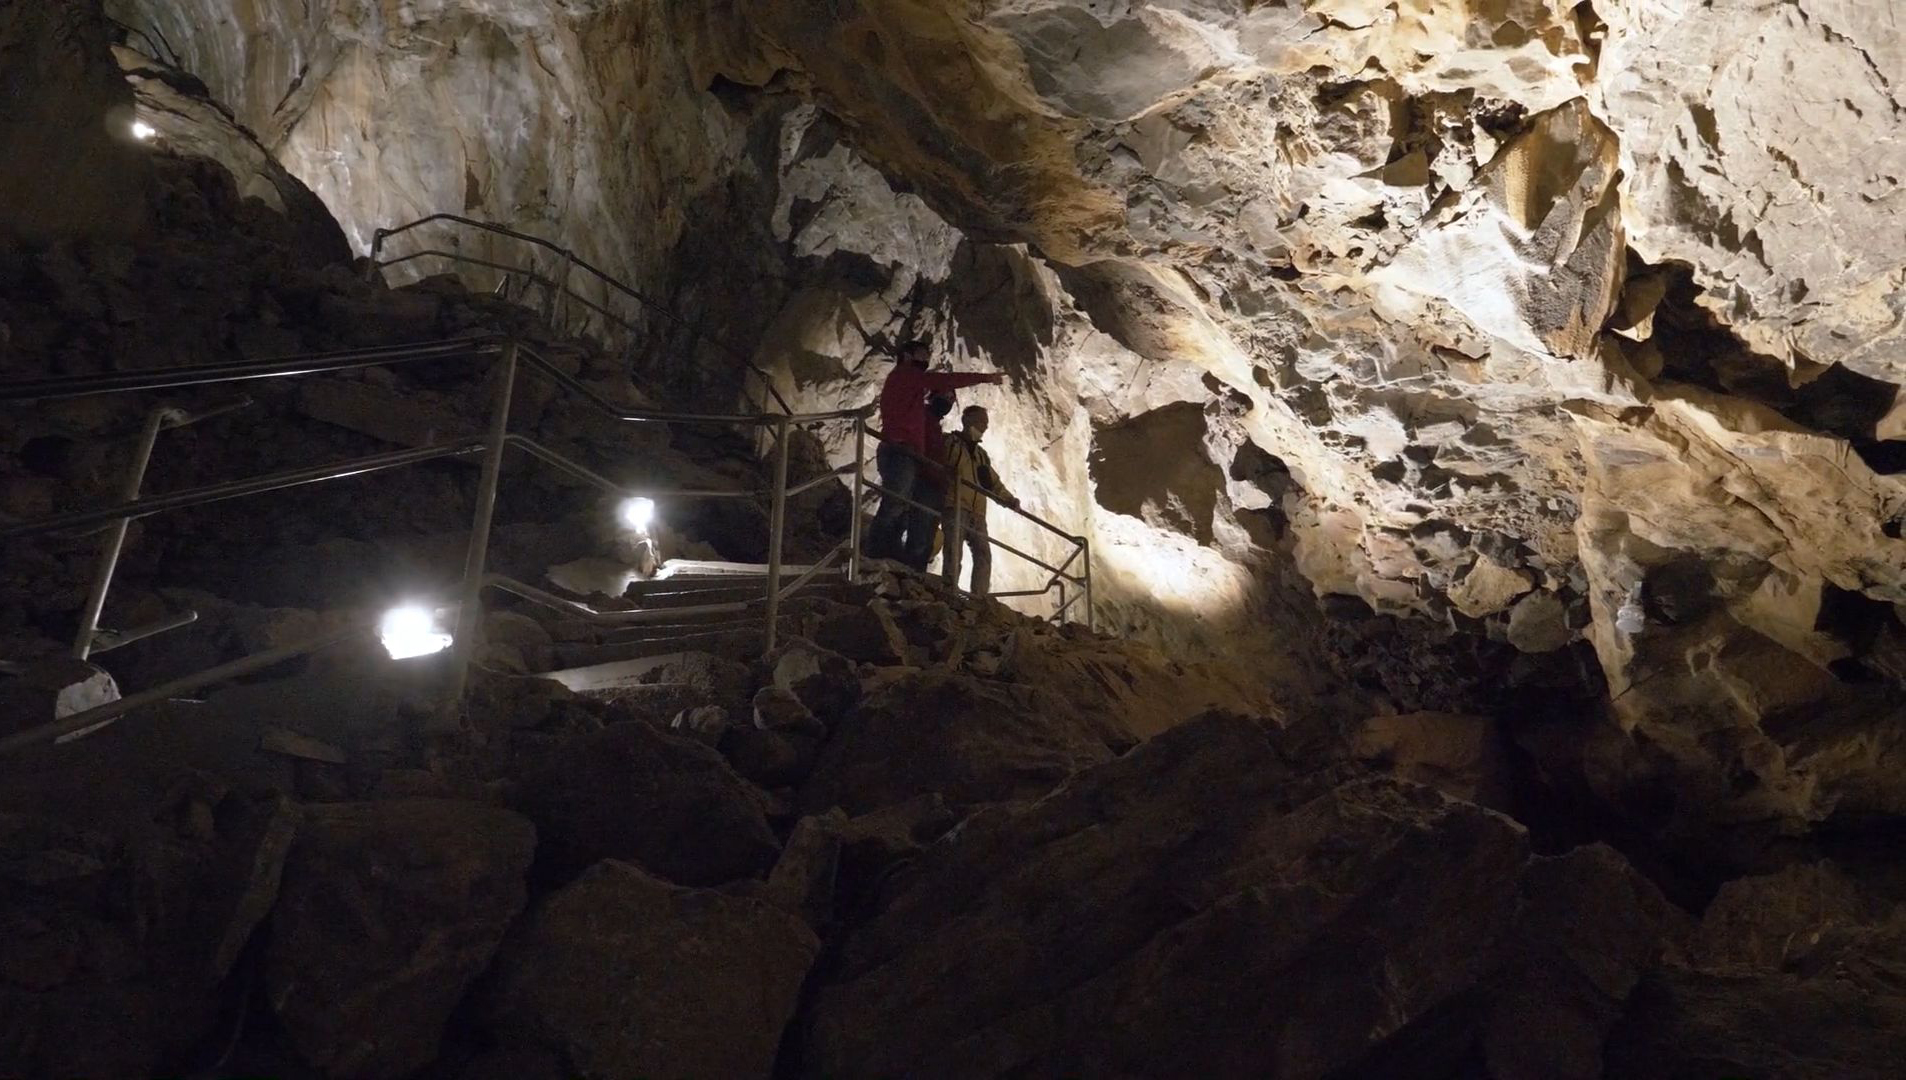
left=1506, top=591, right=1572, bottom=653
left=722, top=724, right=818, bottom=790
left=487, top=859, right=820, bottom=1080
left=767, top=637, right=860, bottom=720
left=0, top=812, right=202, bottom=1079
left=1605, top=962, right=1906, bottom=1080
left=512, top=721, right=779, bottom=887
left=0, top=658, right=119, bottom=741
left=130, top=774, right=297, bottom=986
left=266, top=798, right=536, bottom=1080
left=812, top=601, right=910, bottom=664
left=636, top=652, right=756, bottom=713
left=752, top=685, right=826, bottom=740
left=801, top=670, right=1133, bottom=815
left=1448, top=555, right=1534, bottom=618
left=804, top=711, right=1668, bottom=1079
left=1351, top=711, right=1514, bottom=811
left=1690, top=860, right=1873, bottom=970
left=765, top=812, right=847, bottom=930
left=819, top=795, right=959, bottom=919
left=1479, top=844, right=1679, bottom=1080
left=668, top=704, right=732, bottom=749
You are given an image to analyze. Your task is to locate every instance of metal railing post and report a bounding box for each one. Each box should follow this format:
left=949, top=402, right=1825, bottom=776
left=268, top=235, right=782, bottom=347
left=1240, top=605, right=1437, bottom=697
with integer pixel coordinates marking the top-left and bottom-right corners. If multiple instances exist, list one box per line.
left=762, top=415, right=792, bottom=656
left=365, top=229, right=386, bottom=283
left=945, top=476, right=966, bottom=590
left=543, top=250, right=573, bottom=324
left=72, top=406, right=170, bottom=659
left=848, top=415, right=865, bottom=582
left=1082, top=537, right=1094, bottom=631
left=1055, top=581, right=1067, bottom=625
left=444, top=340, right=519, bottom=724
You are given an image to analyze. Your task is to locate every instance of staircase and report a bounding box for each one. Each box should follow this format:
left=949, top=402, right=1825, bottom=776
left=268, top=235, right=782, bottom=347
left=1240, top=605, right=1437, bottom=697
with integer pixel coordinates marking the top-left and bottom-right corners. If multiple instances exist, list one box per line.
left=0, top=214, right=1092, bottom=761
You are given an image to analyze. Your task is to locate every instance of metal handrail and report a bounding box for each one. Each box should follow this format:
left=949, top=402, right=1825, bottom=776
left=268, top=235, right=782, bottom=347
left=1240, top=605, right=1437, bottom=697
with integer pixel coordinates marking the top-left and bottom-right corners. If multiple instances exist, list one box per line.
left=0, top=338, right=504, bottom=403
left=0, top=440, right=487, bottom=541
left=860, top=476, right=1088, bottom=588
left=0, top=329, right=1095, bottom=752
left=368, top=213, right=795, bottom=417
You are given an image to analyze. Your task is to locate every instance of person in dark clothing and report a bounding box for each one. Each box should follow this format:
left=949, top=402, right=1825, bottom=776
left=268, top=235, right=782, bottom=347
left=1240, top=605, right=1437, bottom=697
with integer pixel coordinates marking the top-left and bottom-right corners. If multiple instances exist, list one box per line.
left=865, top=340, right=1002, bottom=561
left=900, top=393, right=957, bottom=569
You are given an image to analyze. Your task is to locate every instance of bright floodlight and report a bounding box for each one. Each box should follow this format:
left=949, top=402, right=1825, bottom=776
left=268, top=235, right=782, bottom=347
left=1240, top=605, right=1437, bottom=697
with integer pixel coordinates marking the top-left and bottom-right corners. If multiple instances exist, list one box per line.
left=619, top=496, right=656, bottom=534
left=130, top=120, right=157, bottom=141
left=380, top=604, right=452, bottom=660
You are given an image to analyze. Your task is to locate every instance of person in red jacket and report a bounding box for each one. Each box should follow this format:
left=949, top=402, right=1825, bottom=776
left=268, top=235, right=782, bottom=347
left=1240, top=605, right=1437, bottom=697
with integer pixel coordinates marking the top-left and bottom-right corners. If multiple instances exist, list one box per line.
left=866, top=340, right=1002, bottom=562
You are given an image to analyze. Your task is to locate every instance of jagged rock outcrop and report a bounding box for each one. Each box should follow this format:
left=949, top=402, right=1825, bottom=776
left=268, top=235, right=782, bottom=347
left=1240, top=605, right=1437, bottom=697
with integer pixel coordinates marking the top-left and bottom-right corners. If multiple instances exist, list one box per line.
left=509, top=719, right=781, bottom=888
left=801, top=669, right=1132, bottom=815
left=9, top=1, right=1906, bottom=1075
left=0, top=0, right=150, bottom=243
left=804, top=711, right=1676, bottom=1079
left=265, top=798, right=536, bottom=1080
left=1606, top=859, right=1906, bottom=1079
left=487, top=859, right=820, bottom=1080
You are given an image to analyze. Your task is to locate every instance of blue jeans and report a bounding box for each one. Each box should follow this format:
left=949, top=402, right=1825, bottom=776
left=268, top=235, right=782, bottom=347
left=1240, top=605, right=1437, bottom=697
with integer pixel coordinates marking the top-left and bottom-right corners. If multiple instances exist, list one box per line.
left=867, top=442, right=917, bottom=559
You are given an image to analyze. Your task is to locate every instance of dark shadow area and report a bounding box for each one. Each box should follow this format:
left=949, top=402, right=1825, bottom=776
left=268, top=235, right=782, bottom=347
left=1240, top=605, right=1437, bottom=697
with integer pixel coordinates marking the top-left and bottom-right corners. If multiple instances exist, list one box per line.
left=1648, top=257, right=1906, bottom=474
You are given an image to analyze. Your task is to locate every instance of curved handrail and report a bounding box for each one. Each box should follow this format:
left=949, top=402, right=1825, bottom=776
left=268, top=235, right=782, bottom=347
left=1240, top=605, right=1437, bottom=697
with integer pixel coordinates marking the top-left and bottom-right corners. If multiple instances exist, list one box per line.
left=369, top=213, right=796, bottom=417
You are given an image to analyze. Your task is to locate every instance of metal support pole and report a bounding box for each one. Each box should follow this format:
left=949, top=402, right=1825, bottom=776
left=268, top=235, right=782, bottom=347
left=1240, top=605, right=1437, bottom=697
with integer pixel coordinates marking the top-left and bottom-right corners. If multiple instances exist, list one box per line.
left=73, top=407, right=172, bottom=659
left=848, top=416, right=865, bottom=582
left=1055, top=581, right=1067, bottom=625
left=945, top=478, right=966, bottom=590
left=365, top=229, right=386, bottom=283
left=1082, top=538, right=1094, bottom=632
left=444, top=341, right=519, bottom=723
left=762, top=415, right=792, bottom=656
left=544, top=251, right=573, bottom=324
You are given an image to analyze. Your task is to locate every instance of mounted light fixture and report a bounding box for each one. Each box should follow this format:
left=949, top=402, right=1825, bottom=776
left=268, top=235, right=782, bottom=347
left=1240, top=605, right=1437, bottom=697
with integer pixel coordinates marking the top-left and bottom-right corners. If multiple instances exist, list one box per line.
left=618, top=496, right=656, bottom=535
left=130, top=120, right=157, bottom=142
left=379, top=603, right=453, bottom=660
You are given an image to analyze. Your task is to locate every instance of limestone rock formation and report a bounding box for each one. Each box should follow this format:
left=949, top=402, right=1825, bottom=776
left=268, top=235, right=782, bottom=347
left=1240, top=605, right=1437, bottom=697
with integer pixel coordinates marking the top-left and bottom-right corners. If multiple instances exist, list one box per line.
left=265, top=798, right=536, bottom=1080
left=487, top=859, right=820, bottom=1080
left=509, top=719, right=781, bottom=888
left=801, top=669, right=1133, bottom=815
left=805, top=712, right=1674, bottom=1079
left=8, top=0, right=1906, bottom=1075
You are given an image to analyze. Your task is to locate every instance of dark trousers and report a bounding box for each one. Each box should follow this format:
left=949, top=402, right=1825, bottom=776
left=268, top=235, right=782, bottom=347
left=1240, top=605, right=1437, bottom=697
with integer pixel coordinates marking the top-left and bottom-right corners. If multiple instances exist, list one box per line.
left=902, top=481, right=943, bottom=570
left=866, top=442, right=917, bottom=560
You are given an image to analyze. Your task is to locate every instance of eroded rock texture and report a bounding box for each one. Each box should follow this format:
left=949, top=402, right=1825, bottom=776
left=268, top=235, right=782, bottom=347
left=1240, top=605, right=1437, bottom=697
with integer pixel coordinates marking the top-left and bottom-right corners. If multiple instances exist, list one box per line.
left=90, top=4, right=1906, bottom=851
left=8, top=1, right=1906, bottom=1071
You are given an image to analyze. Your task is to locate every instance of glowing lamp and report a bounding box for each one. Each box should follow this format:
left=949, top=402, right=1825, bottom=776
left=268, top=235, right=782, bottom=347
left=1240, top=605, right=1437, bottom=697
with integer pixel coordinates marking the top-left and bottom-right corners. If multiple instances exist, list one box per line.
left=130, top=120, right=157, bottom=141
left=618, top=496, right=656, bottom=535
left=379, top=604, right=452, bottom=660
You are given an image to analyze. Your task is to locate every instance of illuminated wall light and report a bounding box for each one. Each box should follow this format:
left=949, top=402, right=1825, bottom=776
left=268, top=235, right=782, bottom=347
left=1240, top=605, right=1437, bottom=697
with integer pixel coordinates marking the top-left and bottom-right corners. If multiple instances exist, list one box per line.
left=379, top=604, right=453, bottom=660
left=619, top=496, right=656, bottom=534
left=130, top=120, right=157, bottom=141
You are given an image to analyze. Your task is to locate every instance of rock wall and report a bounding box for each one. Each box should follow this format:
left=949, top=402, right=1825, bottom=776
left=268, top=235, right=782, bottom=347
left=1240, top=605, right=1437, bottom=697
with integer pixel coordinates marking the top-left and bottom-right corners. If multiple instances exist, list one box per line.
left=0, top=0, right=151, bottom=243
left=80, top=0, right=1906, bottom=844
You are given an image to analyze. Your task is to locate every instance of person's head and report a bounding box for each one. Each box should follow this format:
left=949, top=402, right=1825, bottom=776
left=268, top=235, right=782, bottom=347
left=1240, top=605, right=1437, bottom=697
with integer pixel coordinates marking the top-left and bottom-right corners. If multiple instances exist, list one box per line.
left=927, top=393, right=955, bottom=421
left=961, top=405, right=989, bottom=438
left=897, top=339, right=931, bottom=367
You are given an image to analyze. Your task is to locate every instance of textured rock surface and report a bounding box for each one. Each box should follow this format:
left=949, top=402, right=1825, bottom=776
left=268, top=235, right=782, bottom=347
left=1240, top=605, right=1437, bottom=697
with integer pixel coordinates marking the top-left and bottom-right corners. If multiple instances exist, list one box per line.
left=11, top=2, right=1906, bottom=1073
left=488, top=859, right=819, bottom=1080
left=510, top=720, right=780, bottom=887
left=805, top=712, right=1673, bottom=1079
left=266, top=798, right=536, bottom=1080
left=800, top=669, right=1133, bottom=815
left=0, top=0, right=149, bottom=242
